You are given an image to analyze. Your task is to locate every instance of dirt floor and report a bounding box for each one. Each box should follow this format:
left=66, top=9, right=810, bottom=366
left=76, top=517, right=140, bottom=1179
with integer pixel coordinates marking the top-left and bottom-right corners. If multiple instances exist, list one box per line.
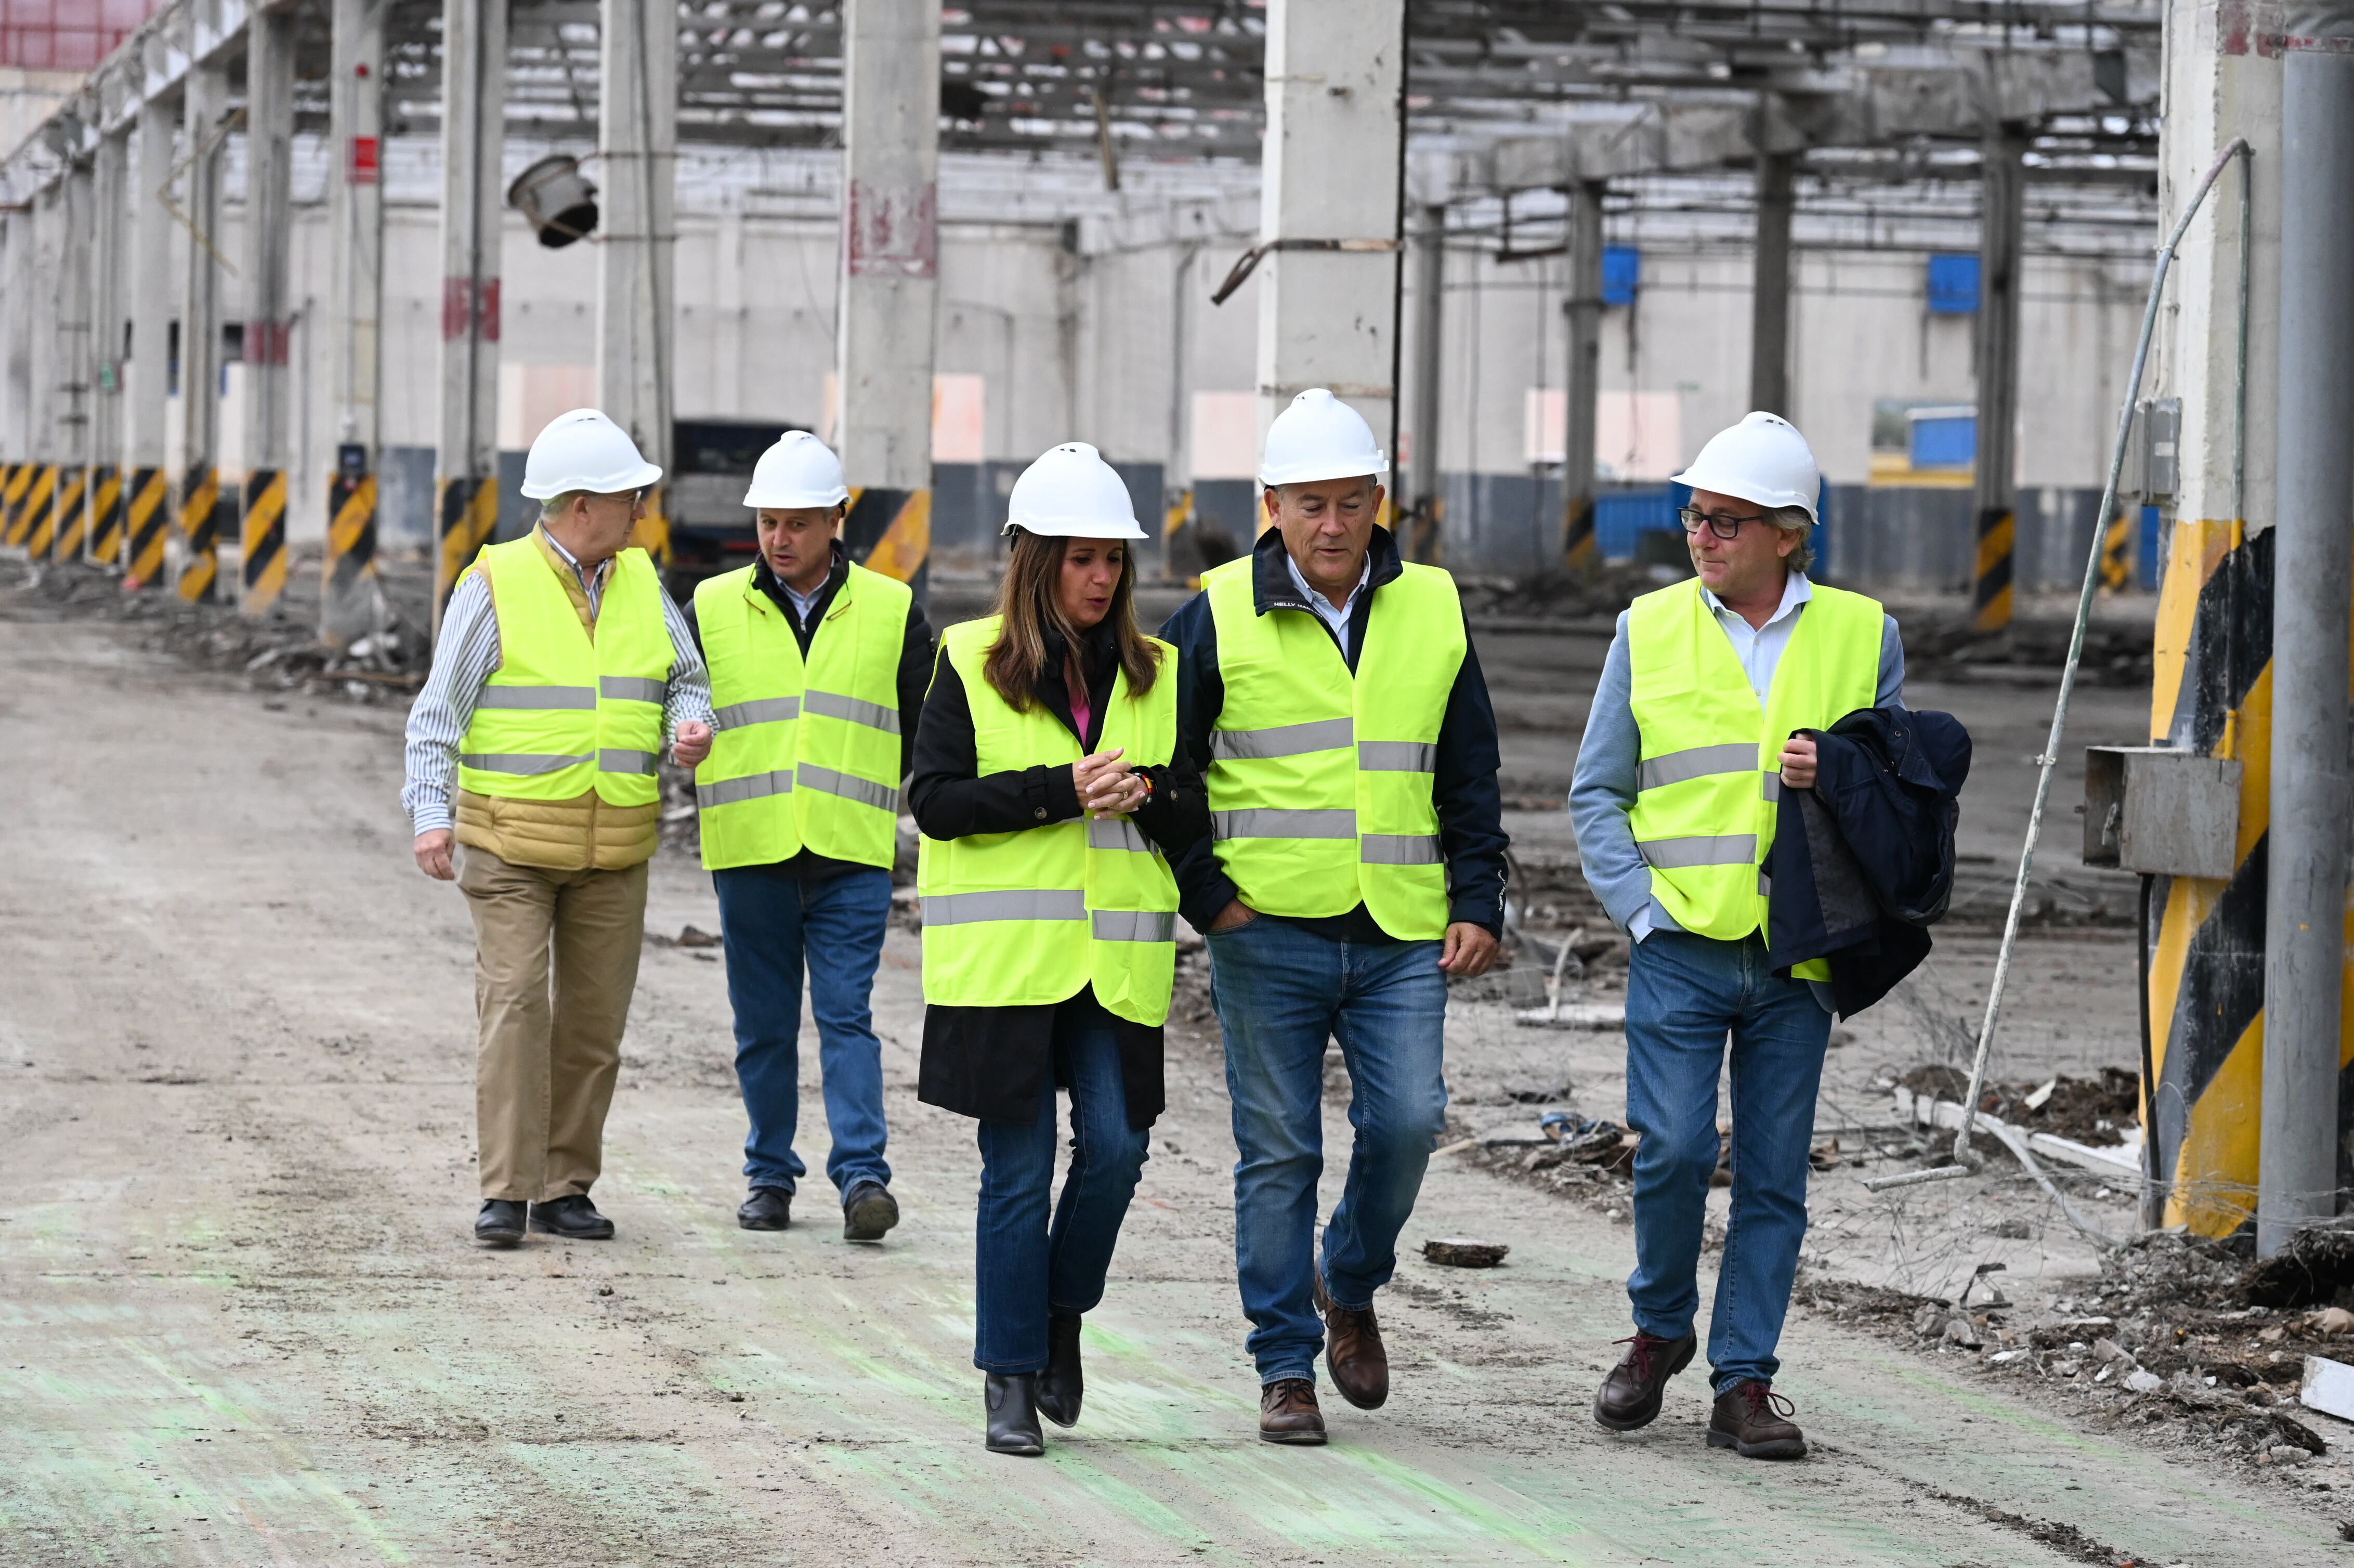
left=3, top=556, right=2348, bottom=1566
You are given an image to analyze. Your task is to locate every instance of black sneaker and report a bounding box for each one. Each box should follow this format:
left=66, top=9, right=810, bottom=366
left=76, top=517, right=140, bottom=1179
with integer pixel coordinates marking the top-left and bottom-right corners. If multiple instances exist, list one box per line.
left=475, top=1199, right=527, bottom=1248
left=738, top=1186, right=793, bottom=1231
left=528, top=1194, right=616, bottom=1240
left=842, top=1180, right=899, bottom=1243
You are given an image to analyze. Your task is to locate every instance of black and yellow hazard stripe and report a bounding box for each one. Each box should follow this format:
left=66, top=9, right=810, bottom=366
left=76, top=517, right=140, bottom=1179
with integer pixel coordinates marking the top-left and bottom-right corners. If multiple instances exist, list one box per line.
left=2099, top=509, right=2136, bottom=592
left=240, top=468, right=289, bottom=615
left=22, top=464, right=57, bottom=558
left=326, top=467, right=377, bottom=602
left=2143, top=518, right=2287, bottom=1237
left=50, top=465, right=86, bottom=561
left=124, top=467, right=168, bottom=586
left=1973, top=505, right=2015, bottom=631
left=89, top=465, right=123, bottom=566
left=0, top=462, right=23, bottom=544
left=1563, top=493, right=1597, bottom=574
left=178, top=466, right=225, bottom=602
left=843, top=485, right=931, bottom=602
left=435, top=474, right=500, bottom=632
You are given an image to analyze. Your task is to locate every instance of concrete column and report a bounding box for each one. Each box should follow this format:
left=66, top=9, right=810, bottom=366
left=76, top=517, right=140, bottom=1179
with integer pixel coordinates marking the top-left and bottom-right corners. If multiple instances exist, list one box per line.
left=177, top=60, right=229, bottom=603
left=323, top=0, right=386, bottom=641
left=1255, top=0, right=1405, bottom=520
left=53, top=163, right=96, bottom=563
left=834, top=0, right=940, bottom=597
left=1561, top=180, right=1605, bottom=571
left=1407, top=203, right=1444, bottom=561
left=89, top=126, right=128, bottom=567
left=434, top=0, right=507, bottom=629
left=2259, top=47, right=2354, bottom=1255
left=124, top=95, right=176, bottom=587
left=1970, top=125, right=2027, bottom=634
left=0, top=212, right=27, bottom=542
left=1750, top=150, right=1795, bottom=417
left=240, top=4, right=297, bottom=615
left=24, top=179, right=60, bottom=561
left=596, top=0, right=677, bottom=565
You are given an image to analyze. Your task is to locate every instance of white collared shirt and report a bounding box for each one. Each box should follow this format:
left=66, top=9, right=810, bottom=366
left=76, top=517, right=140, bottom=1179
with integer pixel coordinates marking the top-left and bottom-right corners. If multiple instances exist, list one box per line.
left=1285, top=550, right=1372, bottom=655
left=1699, top=569, right=1813, bottom=701
left=783, top=577, right=825, bottom=624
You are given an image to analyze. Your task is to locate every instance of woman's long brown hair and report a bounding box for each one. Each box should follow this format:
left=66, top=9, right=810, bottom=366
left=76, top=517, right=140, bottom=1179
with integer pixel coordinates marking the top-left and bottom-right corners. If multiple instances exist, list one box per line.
left=982, top=528, right=1161, bottom=712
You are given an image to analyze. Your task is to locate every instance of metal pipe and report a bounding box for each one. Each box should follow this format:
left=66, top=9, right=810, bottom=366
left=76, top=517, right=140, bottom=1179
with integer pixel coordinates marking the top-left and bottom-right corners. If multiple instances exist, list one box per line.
left=1865, top=137, right=2251, bottom=1200
left=1560, top=180, right=1603, bottom=569
left=2260, top=49, right=2354, bottom=1257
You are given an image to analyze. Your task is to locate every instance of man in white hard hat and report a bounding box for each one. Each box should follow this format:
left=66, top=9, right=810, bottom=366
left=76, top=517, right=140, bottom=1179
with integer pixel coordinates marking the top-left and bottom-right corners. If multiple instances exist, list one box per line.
left=404, top=409, right=716, bottom=1248
left=1569, top=410, right=1904, bottom=1458
left=1160, top=388, right=1508, bottom=1444
left=684, top=430, right=934, bottom=1242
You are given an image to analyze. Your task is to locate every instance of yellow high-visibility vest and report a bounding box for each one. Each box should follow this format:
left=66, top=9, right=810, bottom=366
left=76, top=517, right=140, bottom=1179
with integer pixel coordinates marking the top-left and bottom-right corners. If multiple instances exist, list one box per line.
left=1201, top=554, right=1462, bottom=940
left=692, top=562, right=909, bottom=870
left=917, top=615, right=1181, bottom=1026
left=456, top=536, right=672, bottom=808
left=1625, top=576, right=1884, bottom=960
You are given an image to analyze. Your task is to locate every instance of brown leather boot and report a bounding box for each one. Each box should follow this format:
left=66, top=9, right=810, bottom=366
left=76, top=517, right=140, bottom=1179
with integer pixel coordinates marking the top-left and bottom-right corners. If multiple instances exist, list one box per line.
left=1591, top=1329, right=1697, bottom=1431
left=1313, top=1269, right=1389, bottom=1410
left=1259, top=1378, right=1327, bottom=1445
left=1707, top=1379, right=1806, bottom=1458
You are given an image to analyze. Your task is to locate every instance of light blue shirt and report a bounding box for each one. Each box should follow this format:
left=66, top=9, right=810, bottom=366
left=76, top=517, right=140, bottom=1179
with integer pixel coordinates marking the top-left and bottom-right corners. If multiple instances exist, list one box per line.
left=1567, top=571, right=1905, bottom=944
left=1285, top=549, right=1370, bottom=657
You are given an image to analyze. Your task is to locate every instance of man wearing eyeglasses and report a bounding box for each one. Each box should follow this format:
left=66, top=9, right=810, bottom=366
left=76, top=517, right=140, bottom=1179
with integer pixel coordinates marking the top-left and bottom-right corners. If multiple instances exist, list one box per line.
left=404, top=410, right=716, bottom=1249
left=1568, top=411, right=1903, bottom=1459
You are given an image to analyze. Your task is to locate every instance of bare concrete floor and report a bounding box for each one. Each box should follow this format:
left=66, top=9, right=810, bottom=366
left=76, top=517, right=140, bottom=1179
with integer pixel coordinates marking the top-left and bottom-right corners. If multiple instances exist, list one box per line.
left=0, top=602, right=2339, bottom=1565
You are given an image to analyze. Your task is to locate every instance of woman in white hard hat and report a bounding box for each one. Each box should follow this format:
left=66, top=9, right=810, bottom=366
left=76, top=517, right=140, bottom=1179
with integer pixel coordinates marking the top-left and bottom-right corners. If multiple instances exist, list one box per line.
left=686, top=429, right=936, bottom=1245
left=907, top=441, right=1208, bottom=1455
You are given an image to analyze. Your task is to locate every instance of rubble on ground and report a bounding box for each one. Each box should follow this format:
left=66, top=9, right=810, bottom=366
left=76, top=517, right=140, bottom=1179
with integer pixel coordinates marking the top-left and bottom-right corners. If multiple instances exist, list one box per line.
left=1899, top=606, right=2153, bottom=689
left=1899, top=1063, right=2141, bottom=1147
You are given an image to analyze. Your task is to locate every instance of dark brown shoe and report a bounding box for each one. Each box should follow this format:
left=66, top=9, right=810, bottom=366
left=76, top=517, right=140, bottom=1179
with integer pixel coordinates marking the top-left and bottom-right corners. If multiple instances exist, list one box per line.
left=1592, top=1329, right=1697, bottom=1431
left=1313, top=1269, right=1389, bottom=1410
left=1258, top=1378, right=1327, bottom=1445
left=1707, top=1379, right=1806, bottom=1458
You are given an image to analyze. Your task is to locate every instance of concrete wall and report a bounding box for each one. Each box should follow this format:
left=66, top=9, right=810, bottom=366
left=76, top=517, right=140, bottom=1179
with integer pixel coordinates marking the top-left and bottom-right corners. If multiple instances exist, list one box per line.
left=66, top=134, right=2153, bottom=587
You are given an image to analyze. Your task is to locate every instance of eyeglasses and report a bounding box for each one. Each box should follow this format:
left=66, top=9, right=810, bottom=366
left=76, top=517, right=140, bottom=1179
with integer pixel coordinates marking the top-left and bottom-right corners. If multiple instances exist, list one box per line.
left=1678, top=505, right=1766, bottom=540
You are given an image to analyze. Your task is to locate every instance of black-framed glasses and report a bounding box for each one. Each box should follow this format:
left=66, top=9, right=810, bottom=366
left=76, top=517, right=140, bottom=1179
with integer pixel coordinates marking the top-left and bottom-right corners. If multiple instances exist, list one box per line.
left=1678, top=504, right=1765, bottom=540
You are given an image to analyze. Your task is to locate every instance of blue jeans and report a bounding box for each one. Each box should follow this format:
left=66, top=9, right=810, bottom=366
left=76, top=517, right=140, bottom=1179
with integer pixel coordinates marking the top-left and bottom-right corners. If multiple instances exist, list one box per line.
left=973, top=1011, right=1150, bottom=1373
left=1624, top=930, right=1832, bottom=1390
left=711, top=863, right=893, bottom=1198
left=1207, top=916, right=1449, bottom=1385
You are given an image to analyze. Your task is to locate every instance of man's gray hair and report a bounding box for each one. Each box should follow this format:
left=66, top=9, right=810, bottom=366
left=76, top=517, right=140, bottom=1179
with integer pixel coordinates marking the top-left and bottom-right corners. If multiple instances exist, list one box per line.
left=1767, top=503, right=1815, bottom=573
left=538, top=490, right=586, bottom=523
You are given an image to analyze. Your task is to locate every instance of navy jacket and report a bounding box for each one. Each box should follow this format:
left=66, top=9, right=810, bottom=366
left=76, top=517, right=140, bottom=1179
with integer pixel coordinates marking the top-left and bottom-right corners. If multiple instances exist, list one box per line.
left=1765, top=705, right=1972, bottom=1017
left=1158, top=525, right=1509, bottom=942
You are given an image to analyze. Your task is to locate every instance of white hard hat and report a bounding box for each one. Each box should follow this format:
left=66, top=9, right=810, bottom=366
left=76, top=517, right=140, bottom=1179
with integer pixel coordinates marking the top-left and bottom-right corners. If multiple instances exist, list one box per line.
left=1259, top=387, right=1389, bottom=488
left=519, top=408, right=663, bottom=500
left=1671, top=411, right=1821, bottom=525
left=743, top=430, right=849, bottom=509
left=1002, top=442, right=1146, bottom=540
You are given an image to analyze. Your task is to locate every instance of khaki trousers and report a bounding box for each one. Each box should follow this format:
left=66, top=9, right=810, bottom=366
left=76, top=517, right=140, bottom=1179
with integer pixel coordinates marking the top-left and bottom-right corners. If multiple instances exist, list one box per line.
left=457, top=845, right=649, bottom=1201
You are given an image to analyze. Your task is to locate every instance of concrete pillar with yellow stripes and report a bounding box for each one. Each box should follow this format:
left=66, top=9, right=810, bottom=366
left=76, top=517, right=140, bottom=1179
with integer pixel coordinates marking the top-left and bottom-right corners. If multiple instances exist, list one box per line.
left=89, top=124, right=128, bottom=570
left=835, top=0, right=941, bottom=606
left=432, top=0, right=508, bottom=632
left=20, top=464, right=55, bottom=557
left=1, top=462, right=31, bottom=547
left=323, top=0, right=387, bottom=642
left=123, top=98, right=173, bottom=587
left=89, top=464, right=124, bottom=565
left=123, top=466, right=169, bottom=586
left=176, top=60, right=229, bottom=603
left=51, top=465, right=87, bottom=562
left=239, top=5, right=298, bottom=617
left=1970, top=126, right=2026, bottom=634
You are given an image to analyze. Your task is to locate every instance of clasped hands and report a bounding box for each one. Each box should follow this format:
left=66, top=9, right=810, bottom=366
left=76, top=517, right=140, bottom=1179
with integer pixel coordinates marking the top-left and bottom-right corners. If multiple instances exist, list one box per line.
left=1072, top=746, right=1147, bottom=818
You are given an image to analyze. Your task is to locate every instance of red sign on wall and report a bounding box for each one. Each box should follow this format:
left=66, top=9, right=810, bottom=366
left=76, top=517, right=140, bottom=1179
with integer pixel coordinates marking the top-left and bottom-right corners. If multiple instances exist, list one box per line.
left=347, top=136, right=379, bottom=185
left=845, top=180, right=938, bottom=280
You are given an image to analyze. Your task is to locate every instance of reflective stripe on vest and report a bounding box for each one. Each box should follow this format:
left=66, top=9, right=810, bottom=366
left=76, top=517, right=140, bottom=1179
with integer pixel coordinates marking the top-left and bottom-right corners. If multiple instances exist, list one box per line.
left=692, top=563, right=911, bottom=871
left=1624, top=576, right=1882, bottom=947
left=916, top=614, right=1182, bottom=1025
left=455, top=534, right=673, bottom=808
left=1201, top=551, right=1462, bottom=940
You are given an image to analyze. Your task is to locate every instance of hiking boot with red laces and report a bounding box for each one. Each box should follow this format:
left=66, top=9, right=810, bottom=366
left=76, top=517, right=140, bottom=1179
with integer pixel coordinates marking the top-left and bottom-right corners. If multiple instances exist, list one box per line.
left=1707, top=1378, right=1807, bottom=1458
left=1591, top=1329, right=1697, bottom=1431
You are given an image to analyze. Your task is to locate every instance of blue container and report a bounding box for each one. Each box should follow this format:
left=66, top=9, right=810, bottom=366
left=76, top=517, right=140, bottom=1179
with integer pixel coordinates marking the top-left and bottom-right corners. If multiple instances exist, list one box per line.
left=1910, top=413, right=1977, bottom=470
left=1927, top=254, right=1980, bottom=315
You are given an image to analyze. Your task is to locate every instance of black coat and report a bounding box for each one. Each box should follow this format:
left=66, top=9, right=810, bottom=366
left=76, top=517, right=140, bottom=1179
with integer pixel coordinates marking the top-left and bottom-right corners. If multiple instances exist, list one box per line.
left=1765, top=705, right=1972, bottom=1017
left=906, top=616, right=1209, bottom=1128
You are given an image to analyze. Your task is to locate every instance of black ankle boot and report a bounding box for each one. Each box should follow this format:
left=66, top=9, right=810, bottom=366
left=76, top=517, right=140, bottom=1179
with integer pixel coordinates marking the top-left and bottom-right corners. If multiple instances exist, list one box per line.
left=984, top=1373, right=1044, bottom=1456
left=1036, top=1314, right=1083, bottom=1428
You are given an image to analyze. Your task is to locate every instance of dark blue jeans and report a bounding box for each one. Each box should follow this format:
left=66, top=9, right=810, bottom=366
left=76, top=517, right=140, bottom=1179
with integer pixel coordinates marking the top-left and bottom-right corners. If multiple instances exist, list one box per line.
left=1206, top=916, right=1449, bottom=1386
left=711, top=863, right=893, bottom=1198
left=1623, top=930, right=1832, bottom=1390
left=973, top=1009, right=1150, bottom=1373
